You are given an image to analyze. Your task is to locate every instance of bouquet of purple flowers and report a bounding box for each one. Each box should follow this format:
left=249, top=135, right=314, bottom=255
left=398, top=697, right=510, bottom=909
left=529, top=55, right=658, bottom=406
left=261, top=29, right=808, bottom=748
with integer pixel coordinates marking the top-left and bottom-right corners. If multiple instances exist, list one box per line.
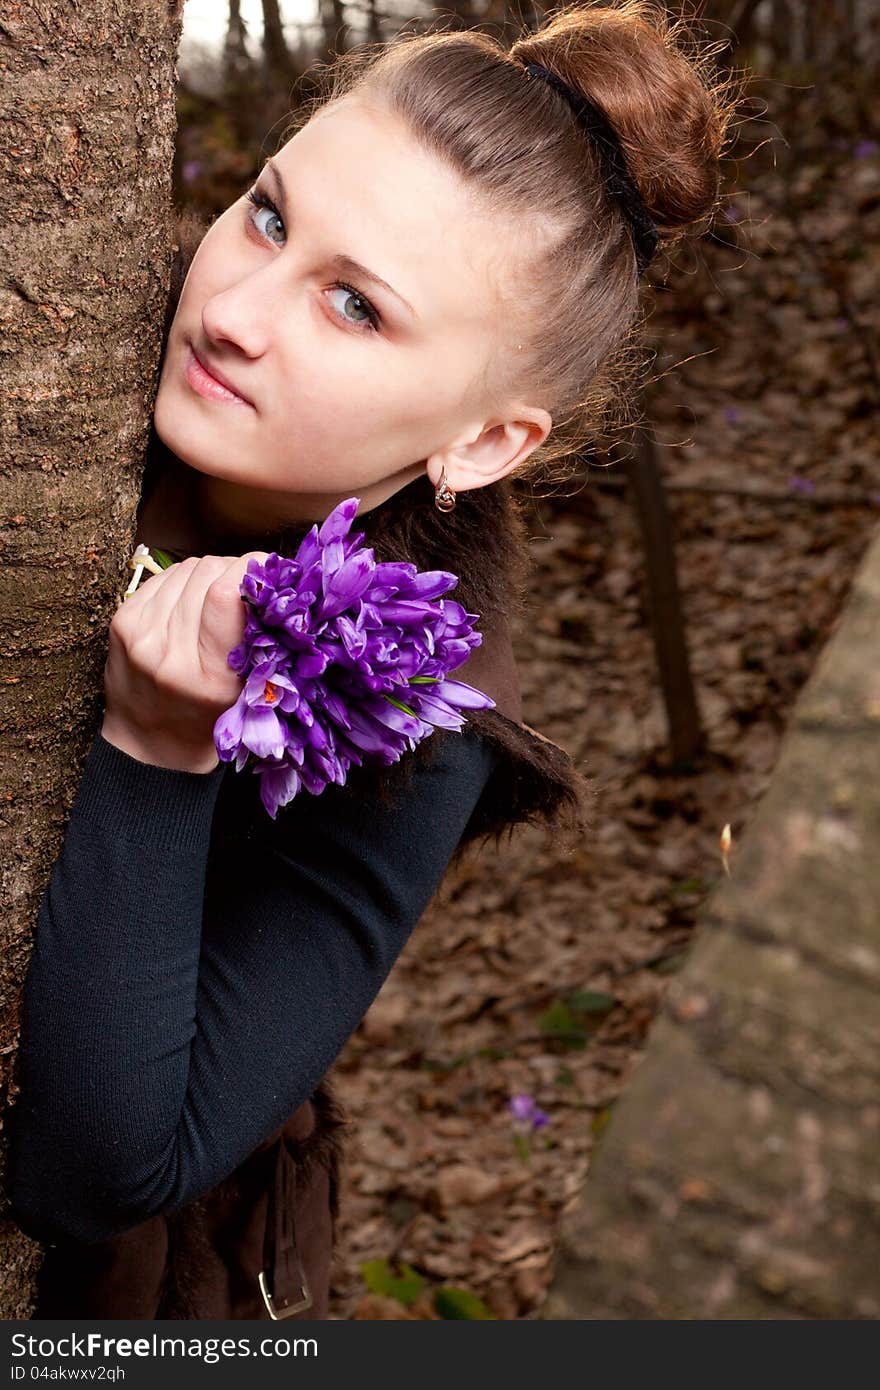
left=212, top=496, right=495, bottom=817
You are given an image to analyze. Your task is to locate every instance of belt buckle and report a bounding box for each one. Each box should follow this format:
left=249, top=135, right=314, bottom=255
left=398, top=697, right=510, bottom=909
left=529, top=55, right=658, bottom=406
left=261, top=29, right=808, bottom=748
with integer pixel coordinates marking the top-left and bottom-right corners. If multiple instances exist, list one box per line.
left=258, top=1268, right=313, bottom=1319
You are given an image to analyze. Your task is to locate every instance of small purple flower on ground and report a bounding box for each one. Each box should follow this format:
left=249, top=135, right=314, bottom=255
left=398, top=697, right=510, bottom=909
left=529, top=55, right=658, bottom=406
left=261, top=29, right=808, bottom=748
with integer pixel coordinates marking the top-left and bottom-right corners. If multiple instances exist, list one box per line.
left=508, top=1094, right=551, bottom=1132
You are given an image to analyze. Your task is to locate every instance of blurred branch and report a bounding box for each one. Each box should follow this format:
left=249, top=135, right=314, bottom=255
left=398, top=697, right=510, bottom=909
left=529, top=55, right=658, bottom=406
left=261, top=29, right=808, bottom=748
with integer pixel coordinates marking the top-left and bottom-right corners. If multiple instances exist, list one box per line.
left=621, top=426, right=705, bottom=766
left=714, top=0, right=766, bottom=60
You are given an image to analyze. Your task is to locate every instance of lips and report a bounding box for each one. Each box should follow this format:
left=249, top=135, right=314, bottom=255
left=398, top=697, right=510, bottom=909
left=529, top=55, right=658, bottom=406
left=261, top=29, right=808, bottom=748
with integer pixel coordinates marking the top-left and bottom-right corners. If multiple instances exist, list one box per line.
left=186, top=341, right=254, bottom=407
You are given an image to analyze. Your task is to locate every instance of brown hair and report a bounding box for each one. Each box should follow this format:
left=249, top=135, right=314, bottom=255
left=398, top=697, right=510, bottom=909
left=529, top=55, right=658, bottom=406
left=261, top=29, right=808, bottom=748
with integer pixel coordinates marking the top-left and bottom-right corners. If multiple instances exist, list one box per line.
left=282, top=1, right=740, bottom=479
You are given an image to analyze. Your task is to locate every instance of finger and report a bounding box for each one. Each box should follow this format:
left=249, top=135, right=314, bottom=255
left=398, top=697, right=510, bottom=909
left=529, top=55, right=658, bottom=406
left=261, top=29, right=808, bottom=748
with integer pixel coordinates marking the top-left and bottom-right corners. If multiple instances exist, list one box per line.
left=111, top=558, right=195, bottom=643
left=194, top=553, right=271, bottom=682
left=164, top=557, right=238, bottom=680
left=130, top=556, right=201, bottom=632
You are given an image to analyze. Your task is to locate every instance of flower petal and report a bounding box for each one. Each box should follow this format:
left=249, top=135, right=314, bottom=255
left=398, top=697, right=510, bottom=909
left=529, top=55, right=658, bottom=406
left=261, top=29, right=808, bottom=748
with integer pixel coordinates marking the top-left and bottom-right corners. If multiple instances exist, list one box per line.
left=241, top=704, right=287, bottom=760
left=429, top=678, right=496, bottom=710
left=317, top=496, right=360, bottom=545
left=319, top=548, right=376, bottom=620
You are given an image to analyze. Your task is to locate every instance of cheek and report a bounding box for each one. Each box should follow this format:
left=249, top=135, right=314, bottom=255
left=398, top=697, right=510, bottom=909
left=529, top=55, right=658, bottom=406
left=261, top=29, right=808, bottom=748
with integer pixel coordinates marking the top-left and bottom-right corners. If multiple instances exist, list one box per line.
left=175, top=215, right=243, bottom=318
left=273, top=372, right=424, bottom=469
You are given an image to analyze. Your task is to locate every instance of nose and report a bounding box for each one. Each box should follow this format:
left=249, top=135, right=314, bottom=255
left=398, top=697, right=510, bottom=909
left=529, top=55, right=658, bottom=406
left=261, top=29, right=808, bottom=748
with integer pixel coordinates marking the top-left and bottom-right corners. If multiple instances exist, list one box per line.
left=200, top=261, right=282, bottom=359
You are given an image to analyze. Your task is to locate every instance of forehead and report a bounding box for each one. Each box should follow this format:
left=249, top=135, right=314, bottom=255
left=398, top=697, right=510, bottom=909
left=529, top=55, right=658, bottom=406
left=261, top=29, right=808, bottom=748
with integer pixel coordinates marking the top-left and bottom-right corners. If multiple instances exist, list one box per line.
left=272, top=97, right=514, bottom=330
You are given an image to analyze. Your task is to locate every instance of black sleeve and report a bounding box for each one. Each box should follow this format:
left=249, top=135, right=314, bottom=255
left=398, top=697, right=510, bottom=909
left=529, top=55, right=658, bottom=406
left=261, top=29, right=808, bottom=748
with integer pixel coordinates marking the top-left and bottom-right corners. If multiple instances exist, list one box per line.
left=8, top=726, right=496, bottom=1246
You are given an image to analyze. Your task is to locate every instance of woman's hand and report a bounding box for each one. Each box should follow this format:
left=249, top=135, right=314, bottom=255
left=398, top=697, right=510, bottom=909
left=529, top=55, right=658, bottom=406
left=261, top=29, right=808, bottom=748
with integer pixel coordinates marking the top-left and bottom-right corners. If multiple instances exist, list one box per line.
left=101, top=552, right=269, bottom=773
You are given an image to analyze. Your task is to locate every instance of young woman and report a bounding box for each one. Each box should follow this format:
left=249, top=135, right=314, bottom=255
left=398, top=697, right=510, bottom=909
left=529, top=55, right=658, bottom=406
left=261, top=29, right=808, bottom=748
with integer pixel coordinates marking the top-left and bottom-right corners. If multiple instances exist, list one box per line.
left=9, top=2, right=730, bottom=1319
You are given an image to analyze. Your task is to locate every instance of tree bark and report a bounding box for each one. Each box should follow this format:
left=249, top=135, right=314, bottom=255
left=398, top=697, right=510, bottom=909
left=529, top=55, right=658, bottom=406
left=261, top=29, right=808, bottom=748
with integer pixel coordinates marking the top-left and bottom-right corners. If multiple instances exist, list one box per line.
left=0, top=0, right=184, bottom=1318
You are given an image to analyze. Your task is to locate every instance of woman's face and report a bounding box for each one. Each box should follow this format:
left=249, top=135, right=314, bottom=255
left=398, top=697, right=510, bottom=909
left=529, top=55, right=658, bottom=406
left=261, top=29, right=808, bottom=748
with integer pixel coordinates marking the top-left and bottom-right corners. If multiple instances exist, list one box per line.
left=153, top=95, right=547, bottom=535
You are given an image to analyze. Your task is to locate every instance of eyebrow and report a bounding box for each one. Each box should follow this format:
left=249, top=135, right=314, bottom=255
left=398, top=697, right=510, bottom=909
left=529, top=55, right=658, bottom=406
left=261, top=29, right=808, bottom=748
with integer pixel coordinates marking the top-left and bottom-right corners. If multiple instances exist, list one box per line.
left=263, top=158, right=417, bottom=320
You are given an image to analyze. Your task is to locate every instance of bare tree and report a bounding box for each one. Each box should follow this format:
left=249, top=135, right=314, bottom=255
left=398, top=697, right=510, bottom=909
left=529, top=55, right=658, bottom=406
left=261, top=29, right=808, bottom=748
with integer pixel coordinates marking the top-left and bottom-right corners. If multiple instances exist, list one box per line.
left=262, top=0, right=295, bottom=82
left=224, top=0, right=251, bottom=87
left=319, top=0, right=353, bottom=57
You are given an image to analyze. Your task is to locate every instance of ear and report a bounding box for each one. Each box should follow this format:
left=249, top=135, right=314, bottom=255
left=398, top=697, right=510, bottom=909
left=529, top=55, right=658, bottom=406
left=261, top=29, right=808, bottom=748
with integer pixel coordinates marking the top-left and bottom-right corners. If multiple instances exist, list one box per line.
left=425, top=408, right=552, bottom=496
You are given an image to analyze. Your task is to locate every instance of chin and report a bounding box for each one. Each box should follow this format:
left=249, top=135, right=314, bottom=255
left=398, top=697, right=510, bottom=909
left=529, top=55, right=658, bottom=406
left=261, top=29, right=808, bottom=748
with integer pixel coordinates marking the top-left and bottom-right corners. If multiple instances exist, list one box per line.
left=152, top=389, right=225, bottom=480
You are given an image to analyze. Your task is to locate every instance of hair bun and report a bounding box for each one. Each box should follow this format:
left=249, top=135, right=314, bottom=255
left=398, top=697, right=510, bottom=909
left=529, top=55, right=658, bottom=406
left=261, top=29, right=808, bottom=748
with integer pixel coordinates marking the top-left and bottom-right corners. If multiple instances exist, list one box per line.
left=510, top=0, right=734, bottom=243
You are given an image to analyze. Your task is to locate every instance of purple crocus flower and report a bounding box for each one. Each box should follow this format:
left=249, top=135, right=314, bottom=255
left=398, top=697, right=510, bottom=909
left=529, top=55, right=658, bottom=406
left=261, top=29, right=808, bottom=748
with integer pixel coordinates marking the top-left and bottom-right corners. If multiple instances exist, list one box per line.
left=213, top=496, right=495, bottom=818
left=787, top=475, right=816, bottom=495
left=508, top=1094, right=550, bottom=1132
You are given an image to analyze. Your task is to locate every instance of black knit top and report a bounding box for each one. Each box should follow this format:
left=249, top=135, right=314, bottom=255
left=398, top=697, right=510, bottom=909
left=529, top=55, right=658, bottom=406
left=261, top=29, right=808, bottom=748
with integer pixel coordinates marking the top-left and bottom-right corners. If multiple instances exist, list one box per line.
left=8, top=716, right=496, bottom=1246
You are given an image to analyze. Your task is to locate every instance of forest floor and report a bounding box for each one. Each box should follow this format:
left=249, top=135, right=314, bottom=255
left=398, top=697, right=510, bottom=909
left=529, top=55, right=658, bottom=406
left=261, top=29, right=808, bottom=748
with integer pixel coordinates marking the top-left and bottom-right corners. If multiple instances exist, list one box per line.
left=327, top=121, right=880, bottom=1319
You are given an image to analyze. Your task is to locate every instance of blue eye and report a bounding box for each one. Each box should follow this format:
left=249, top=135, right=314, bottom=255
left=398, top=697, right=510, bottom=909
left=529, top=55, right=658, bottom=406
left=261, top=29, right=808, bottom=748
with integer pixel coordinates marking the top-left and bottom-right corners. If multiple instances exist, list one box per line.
left=324, top=284, right=381, bottom=332
left=245, top=187, right=382, bottom=335
left=246, top=187, right=285, bottom=246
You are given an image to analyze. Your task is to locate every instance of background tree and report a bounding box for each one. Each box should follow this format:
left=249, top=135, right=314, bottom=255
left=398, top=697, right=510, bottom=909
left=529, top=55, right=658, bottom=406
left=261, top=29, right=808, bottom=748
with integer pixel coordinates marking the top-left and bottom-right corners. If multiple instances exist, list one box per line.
left=0, top=0, right=185, bottom=1318
left=262, top=0, right=297, bottom=87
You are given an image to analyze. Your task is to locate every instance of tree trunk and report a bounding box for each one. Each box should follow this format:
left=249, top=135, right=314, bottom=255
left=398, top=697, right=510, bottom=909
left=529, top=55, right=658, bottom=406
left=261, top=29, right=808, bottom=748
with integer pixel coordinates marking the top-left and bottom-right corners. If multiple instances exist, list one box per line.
left=224, top=0, right=251, bottom=88
left=0, top=0, right=184, bottom=1318
left=262, top=0, right=293, bottom=83
left=319, top=0, right=352, bottom=58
